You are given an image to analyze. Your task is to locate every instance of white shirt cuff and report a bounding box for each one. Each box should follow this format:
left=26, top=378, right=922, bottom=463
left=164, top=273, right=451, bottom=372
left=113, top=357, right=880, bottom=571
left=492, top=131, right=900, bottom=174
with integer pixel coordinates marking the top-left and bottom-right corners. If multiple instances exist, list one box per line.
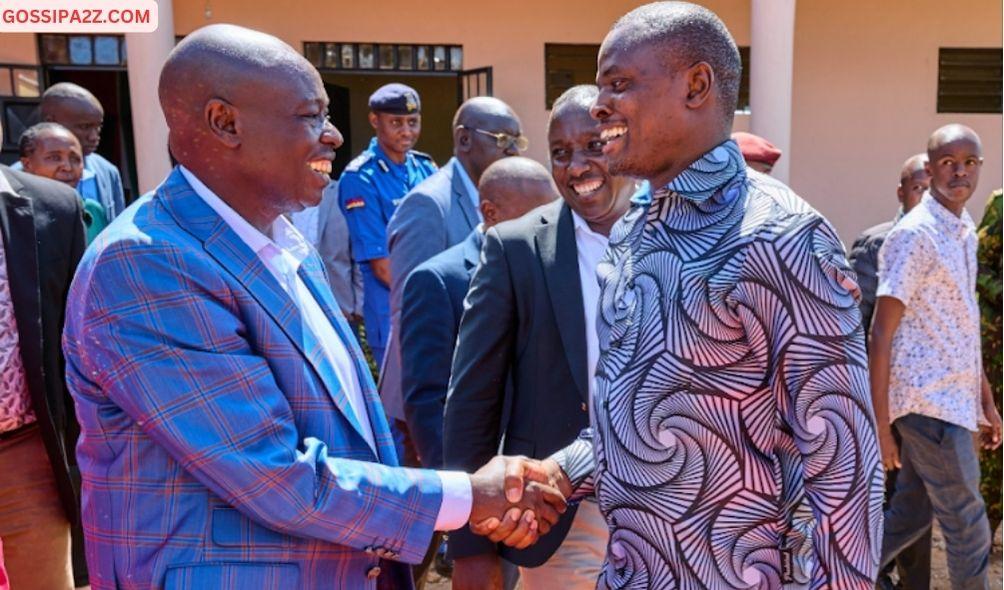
left=434, top=471, right=473, bottom=531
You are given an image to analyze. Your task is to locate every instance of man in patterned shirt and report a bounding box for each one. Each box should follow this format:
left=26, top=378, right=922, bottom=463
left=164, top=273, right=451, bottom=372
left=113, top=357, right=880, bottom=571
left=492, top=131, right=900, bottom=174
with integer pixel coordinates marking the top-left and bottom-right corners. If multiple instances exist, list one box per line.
left=870, top=124, right=1002, bottom=589
left=476, top=2, right=884, bottom=588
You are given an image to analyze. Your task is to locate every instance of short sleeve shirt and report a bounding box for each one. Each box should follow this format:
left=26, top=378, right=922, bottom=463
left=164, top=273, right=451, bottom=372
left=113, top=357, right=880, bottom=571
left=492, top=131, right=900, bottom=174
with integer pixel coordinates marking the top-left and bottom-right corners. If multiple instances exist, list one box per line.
left=877, top=193, right=982, bottom=431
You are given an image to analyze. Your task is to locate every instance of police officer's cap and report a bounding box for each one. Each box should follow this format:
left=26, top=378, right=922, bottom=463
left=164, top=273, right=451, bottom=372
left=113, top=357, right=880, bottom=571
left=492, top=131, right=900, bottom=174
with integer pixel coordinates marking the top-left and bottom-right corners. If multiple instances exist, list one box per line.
left=368, top=83, right=421, bottom=115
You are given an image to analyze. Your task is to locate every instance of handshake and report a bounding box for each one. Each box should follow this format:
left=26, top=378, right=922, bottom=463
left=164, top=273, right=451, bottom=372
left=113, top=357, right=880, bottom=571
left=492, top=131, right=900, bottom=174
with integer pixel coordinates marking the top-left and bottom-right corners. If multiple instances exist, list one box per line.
left=466, top=455, right=573, bottom=549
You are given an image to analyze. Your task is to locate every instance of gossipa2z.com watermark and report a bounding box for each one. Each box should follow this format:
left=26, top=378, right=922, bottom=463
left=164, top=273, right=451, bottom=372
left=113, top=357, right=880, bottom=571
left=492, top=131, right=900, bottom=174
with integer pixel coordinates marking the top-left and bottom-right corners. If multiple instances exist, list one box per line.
left=0, top=0, right=158, bottom=33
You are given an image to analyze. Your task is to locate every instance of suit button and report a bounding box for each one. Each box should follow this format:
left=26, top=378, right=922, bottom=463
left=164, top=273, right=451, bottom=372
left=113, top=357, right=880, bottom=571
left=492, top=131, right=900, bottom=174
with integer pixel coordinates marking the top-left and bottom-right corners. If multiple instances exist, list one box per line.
left=366, top=565, right=382, bottom=579
left=581, top=402, right=587, bottom=412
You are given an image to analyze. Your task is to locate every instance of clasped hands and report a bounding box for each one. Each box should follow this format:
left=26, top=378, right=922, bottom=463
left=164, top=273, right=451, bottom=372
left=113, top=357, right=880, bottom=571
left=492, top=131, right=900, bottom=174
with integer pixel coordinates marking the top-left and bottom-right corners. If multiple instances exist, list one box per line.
left=467, top=455, right=572, bottom=549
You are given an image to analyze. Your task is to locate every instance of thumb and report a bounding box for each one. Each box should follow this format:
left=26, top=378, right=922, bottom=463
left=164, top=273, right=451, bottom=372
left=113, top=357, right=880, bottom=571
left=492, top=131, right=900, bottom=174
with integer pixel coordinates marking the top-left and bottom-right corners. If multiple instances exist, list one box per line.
left=504, top=457, right=528, bottom=503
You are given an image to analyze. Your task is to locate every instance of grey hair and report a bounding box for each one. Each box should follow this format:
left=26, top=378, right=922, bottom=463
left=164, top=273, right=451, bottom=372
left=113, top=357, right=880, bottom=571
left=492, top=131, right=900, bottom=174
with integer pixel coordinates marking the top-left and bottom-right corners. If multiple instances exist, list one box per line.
left=18, top=122, right=76, bottom=157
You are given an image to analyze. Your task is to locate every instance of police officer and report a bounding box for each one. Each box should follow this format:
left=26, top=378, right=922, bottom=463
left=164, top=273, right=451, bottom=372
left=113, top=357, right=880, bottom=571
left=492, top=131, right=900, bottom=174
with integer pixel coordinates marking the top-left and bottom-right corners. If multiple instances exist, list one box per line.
left=339, top=83, right=437, bottom=366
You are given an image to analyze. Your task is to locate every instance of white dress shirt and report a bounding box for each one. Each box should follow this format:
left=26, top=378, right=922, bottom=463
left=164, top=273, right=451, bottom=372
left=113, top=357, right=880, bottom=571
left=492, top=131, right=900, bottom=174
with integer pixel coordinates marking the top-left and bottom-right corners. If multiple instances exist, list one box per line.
left=179, top=167, right=471, bottom=530
left=571, top=212, right=609, bottom=401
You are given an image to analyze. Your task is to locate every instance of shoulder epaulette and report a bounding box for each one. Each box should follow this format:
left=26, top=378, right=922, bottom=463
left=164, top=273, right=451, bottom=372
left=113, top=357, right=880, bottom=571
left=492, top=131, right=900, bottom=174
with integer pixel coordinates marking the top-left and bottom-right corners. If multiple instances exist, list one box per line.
left=343, top=151, right=374, bottom=174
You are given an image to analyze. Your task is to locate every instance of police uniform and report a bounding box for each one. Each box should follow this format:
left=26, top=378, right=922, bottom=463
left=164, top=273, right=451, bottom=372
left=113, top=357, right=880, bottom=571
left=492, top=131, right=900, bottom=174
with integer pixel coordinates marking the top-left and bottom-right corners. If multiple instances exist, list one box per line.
left=338, top=84, right=437, bottom=364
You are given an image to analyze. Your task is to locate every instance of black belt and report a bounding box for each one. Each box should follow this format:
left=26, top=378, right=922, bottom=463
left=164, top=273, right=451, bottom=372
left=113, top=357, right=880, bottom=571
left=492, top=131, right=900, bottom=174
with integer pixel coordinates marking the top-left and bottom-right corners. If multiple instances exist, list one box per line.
left=0, top=421, right=38, bottom=442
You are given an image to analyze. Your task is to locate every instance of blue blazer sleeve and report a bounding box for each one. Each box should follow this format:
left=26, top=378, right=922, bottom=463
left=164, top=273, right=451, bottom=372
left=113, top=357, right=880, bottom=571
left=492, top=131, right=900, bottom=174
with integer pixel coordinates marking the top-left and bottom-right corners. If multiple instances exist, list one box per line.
left=64, top=238, right=444, bottom=564
left=400, top=265, right=456, bottom=468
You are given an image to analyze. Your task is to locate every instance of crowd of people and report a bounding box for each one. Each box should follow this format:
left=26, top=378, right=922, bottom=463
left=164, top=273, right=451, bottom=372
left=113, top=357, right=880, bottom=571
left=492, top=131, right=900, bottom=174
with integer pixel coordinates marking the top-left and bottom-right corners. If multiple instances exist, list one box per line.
left=0, top=2, right=999, bottom=589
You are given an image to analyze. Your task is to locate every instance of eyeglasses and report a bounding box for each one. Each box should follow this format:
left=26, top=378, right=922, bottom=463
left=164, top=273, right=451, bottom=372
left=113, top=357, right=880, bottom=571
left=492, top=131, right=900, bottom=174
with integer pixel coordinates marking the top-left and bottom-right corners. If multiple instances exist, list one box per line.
left=457, top=125, right=529, bottom=152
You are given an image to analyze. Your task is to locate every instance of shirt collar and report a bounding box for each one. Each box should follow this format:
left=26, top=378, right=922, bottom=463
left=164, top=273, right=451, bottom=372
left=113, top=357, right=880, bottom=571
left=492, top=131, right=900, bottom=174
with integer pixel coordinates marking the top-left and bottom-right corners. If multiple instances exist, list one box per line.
left=369, top=136, right=406, bottom=169
left=178, top=165, right=311, bottom=266
left=571, top=210, right=608, bottom=242
left=922, top=191, right=975, bottom=234
left=652, top=139, right=746, bottom=204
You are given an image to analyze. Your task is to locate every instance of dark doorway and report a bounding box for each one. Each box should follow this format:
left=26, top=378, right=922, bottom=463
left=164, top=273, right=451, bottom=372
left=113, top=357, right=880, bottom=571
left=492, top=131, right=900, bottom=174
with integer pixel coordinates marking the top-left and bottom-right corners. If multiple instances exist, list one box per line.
left=320, top=70, right=491, bottom=177
left=45, top=68, right=138, bottom=203
left=324, top=82, right=353, bottom=177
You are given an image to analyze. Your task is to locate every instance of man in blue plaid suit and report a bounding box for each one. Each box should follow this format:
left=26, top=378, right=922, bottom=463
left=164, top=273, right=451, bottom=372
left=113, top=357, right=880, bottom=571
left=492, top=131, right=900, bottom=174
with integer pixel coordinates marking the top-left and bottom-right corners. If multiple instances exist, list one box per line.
left=61, top=25, right=565, bottom=590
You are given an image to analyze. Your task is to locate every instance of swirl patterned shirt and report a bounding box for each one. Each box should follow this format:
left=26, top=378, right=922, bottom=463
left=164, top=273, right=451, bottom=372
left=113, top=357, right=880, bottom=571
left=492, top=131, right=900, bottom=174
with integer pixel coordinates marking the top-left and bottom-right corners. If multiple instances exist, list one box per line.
left=554, top=140, right=883, bottom=589
left=876, top=193, right=982, bottom=431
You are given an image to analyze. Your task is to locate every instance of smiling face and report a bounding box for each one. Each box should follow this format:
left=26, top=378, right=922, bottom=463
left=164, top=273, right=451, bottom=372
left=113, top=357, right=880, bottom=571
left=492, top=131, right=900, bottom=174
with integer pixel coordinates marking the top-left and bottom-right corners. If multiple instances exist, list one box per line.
left=370, top=112, right=421, bottom=161
left=235, top=64, right=343, bottom=212
left=549, top=104, right=632, bottom=235
left=592, top=32, right=708, bottom=190
left=926, top=131, right=982, bottom=214
left=21, top=127, right=83, bottom=187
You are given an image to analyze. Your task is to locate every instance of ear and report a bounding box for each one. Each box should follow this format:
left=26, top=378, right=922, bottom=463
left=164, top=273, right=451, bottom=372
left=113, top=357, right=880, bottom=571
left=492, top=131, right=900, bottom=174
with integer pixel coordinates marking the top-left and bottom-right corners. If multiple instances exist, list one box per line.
left=479, top=200, right=496, bottom=225
left=368, top=112, right=379, bottom=131
left=205, top=98, right=241, bottom=149
left=455, top=127, right=472, bottom=154
left=683, top=62, right=714, bottom=110
left=896, top=184, right=906, bottom=204
left=18, top=157, right=32, bottom=172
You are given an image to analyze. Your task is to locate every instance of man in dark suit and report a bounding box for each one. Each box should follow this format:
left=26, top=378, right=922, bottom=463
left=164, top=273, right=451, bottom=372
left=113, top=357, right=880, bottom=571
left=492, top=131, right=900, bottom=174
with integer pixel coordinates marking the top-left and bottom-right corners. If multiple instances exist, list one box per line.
left=383, top=97, right=525, bottom=465
left=0, top=129, right=85, bottom=589
left=444, top=85, right=636, bottom=590
left=401, top=157, right=558, bottom=470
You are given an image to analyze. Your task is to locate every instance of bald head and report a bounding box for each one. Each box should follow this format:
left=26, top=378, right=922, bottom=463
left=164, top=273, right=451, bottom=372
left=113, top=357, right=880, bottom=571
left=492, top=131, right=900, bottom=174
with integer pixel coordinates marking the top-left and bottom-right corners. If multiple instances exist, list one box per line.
left=452, top=96, right=523, bottom=185
left=478, top=157, right=558, bottom=228
left=156, top=24, right=341, bottom=231
left=159, top=24, right=314, bottom=144
left=927, top=124, right=982, bottom=156
left=897, top=153, right=929, bottom=213
left=39, top=82, right=104, bottom=154
left=609, top=1, right=741, bottom=125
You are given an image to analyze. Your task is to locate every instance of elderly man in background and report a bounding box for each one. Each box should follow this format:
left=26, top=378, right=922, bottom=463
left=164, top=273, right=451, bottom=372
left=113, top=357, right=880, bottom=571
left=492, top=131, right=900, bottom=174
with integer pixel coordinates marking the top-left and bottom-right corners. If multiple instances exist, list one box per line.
left=19, top=122, right=108, bottom=244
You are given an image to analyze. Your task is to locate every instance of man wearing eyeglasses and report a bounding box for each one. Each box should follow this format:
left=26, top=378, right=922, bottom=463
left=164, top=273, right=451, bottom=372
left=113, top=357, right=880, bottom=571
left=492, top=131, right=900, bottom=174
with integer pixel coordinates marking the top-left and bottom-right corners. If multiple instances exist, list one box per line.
left=382, top=96, right=525, bottom=468
left=338, top=83, right=438, bottom=370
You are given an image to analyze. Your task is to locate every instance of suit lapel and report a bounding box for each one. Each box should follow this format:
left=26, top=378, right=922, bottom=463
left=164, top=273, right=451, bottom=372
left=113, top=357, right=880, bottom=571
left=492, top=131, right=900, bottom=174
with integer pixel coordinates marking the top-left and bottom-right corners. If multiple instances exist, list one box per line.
left=297, top=253, right=397, bottom=465
left=450, top=160, right=479, bottom=231
left=0, top=174, right=50, bottom=420
left=462, top=230, right=483, bottom=278
left=535, top=203, right=589, bottom=402
left=160, top=169, right=374, bottom=455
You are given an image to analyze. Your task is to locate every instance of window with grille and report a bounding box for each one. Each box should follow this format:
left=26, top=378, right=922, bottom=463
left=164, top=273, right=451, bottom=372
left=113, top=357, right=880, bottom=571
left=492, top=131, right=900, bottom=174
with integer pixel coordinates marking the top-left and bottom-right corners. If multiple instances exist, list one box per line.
left=937, top=48, right=1002, bottom=114
left=304, top=42, right=462, bottom=72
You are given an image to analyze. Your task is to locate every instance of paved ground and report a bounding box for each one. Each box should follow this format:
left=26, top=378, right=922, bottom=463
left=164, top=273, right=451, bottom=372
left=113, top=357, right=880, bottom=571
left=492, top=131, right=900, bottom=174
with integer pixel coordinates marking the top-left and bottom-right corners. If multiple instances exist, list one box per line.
left=425, top=523, right=1004, bottom=589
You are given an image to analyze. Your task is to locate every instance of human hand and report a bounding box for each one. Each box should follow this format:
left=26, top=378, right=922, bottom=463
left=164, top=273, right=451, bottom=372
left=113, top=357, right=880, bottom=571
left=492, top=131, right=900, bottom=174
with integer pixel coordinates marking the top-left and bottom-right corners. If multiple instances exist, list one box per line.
left=468, top=456, right=567, bottom=549
left=878, top=425, right=901, bottom=471
left=979, top=400, right=1002, bottom=450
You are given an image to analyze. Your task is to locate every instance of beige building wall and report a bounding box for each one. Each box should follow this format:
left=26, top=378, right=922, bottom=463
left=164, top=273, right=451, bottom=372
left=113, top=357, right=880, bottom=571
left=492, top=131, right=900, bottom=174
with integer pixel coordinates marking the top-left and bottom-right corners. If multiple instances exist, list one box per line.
left=791, top=0, right=1002, bottom=242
